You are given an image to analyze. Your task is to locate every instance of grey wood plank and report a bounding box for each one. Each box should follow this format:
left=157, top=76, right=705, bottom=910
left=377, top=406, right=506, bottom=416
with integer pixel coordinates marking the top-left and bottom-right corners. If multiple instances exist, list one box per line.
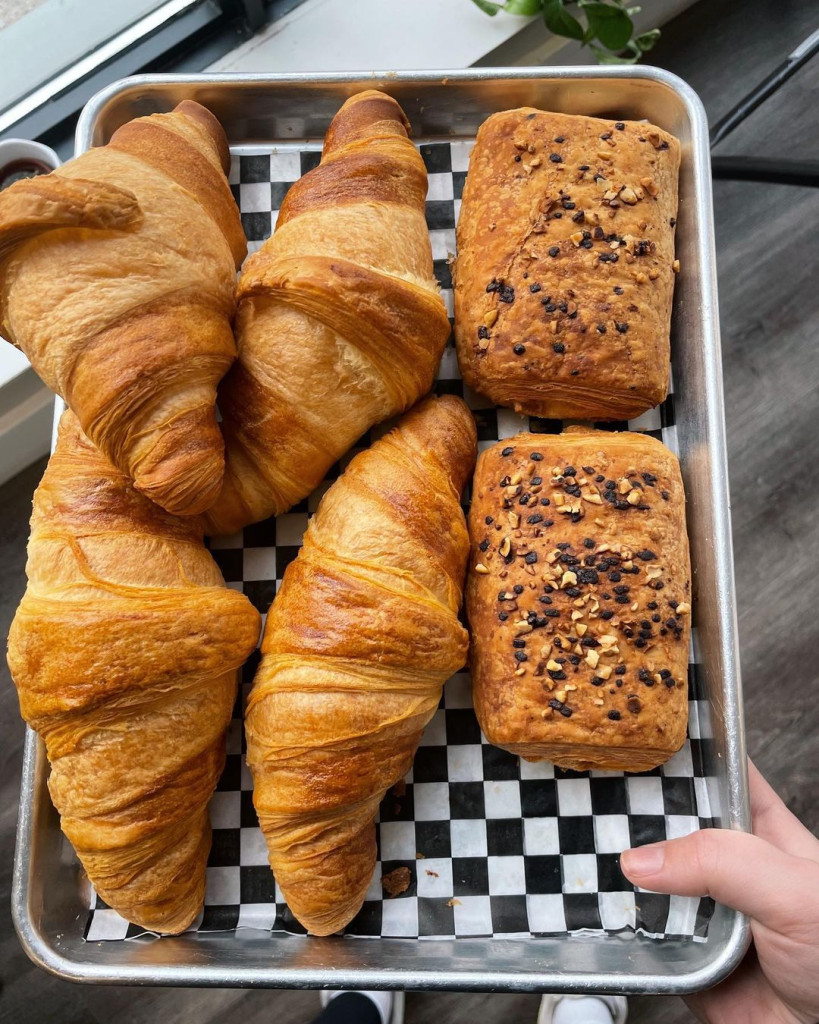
left=647, top=0, right=819, bottom=128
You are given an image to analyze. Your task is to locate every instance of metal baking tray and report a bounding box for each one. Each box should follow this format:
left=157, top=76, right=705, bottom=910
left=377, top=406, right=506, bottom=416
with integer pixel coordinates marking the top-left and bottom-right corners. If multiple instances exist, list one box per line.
left=12, top=67, right=749, bottom=993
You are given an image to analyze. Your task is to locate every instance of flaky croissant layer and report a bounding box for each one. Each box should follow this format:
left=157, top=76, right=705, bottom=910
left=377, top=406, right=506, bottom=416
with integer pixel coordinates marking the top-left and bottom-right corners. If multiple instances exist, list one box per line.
left=0, top=101, right=246, bottom=517
left=245, top=395, right=477, bottom=935
left=8, top=412, right=260, bottom=933
left=204, top=89, right=452, bottom=536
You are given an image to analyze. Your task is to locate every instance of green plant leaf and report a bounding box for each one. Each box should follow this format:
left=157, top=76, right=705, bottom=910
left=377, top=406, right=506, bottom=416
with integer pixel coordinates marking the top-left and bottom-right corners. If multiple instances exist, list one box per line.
left=503, top=0, right=543, bottom=14
left=543, top=0, right=585, bottom=41
left=580, top=1, right=634, bottom=51
left=469, top=0, right=503, bottom=14
left=634, top=28, right=660, bottom=51
left=591, top=43, right=639, bottom=64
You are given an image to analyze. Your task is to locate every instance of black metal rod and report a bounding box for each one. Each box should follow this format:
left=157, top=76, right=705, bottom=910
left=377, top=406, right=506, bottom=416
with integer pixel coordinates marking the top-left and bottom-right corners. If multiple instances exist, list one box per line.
left=711, top=156, right=819, bottom=188
left=220, top=0, right=266, bottom=33
left=710, top=25, right=819, bottom=147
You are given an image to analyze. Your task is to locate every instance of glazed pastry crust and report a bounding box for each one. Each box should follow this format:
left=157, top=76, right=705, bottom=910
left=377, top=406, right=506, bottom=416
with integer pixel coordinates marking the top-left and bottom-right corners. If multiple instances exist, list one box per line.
left=0, top=102, right=245, bottom=516
left=454, top=109, right=680, bottom=420
left=7, top=412, right=261, bottom=933
left=245, top=395, right=476, bottom=935
left=467, top=427, right=691, bottom=772
left=204, top=90, right=451, bottom=536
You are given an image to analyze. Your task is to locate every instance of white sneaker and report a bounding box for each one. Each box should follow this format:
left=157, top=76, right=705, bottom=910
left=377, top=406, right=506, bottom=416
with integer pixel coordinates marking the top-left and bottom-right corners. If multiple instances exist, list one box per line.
left=320, top=990, right=405, bottom=1024
left=538, top=994, right=628, bottom=1024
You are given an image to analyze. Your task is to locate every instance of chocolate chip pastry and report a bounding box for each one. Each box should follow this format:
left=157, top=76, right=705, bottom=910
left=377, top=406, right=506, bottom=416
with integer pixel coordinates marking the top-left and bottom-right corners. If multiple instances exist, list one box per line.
left=466, top=427, right=691, bottom=772
left=454, top=109, right=680, bottom=421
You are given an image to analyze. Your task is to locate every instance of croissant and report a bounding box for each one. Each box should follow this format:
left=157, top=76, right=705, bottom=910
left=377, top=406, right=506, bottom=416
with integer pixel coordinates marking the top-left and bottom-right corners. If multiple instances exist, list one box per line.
left=7, top=412, right=260, bottom=933
left=245, top=395, right=476, bottom=934
left=0, top=101, right=246, bottom=516
left=204, top=89, right=451, bottom=536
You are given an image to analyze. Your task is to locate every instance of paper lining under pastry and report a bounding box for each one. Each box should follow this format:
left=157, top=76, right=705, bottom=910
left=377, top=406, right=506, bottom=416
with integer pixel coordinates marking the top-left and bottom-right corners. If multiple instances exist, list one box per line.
left=83, top=141, right=716, bottom=944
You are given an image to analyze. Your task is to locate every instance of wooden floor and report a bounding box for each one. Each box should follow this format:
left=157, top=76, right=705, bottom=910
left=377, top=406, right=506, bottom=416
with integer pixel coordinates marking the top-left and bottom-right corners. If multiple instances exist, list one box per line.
left=1, top=1, right=818, bottom=1021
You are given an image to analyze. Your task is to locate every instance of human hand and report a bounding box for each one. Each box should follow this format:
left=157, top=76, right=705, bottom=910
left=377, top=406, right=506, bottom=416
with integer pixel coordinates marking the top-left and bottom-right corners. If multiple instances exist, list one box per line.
left=620, top=760, right=819, bottom=1024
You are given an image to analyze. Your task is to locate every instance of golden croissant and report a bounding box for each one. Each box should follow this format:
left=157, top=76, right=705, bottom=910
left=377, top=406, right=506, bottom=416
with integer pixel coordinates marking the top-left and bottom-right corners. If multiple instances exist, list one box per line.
left=245, top=395, right=477, bottom=935
left=7, top=412, right=260, bottom=933
left=0, top=101, right=246, bottom=516
left=204, top=90, right=452, bottom=536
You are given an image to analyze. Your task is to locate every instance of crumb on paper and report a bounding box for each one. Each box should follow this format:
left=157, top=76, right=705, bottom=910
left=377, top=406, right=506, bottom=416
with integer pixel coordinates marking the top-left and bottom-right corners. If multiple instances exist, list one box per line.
left=381, top=866, right=411, bottom=898
left=425, top=869, right=439, bottom=878
left=415, top=852, right=425, bottom=859
left=447, top=898, right=462, bottom=907
left=392, top=780, right=406, bottom=798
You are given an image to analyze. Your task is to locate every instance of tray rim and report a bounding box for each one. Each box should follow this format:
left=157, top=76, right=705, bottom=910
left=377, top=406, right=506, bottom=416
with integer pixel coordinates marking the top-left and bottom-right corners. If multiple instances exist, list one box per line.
left=12, top=64, right=750, bottom=993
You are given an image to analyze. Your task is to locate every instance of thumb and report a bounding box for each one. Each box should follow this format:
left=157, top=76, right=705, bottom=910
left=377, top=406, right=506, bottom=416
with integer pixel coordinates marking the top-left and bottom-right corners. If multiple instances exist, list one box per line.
left=621, top=828, right=818, bottom=933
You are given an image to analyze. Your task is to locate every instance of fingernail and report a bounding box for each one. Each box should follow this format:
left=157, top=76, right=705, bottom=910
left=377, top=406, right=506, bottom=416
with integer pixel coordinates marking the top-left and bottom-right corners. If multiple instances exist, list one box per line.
left=621, top=843, right=665, bottom=876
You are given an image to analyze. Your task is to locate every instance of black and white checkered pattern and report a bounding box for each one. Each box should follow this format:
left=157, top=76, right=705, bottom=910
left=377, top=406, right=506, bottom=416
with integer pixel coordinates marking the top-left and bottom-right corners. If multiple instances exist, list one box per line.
left=84, top=142, right=715, bottom=944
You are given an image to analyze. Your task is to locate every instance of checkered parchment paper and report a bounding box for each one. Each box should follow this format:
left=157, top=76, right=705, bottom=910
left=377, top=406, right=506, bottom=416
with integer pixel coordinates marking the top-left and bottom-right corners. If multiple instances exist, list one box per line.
left=85, top=141, right=718, bottom=944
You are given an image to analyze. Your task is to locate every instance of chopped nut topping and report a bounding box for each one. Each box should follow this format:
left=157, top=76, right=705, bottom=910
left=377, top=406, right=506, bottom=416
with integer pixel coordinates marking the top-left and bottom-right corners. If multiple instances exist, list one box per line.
left=672, top=259, right=681, bottom=273
left=561, top=570, right=578, bottom=588
left=585, top=649, right=600, bottom=669
left=547, top=659, right=562, bottom=672
left=499, top=536, right=511, bottom=558
left=483, top=309, right=499, bottom=327
left=626, top=489, right=642, bottom=505
left=474, top=563, right=490, bottom=574
left=618, top=478, right=631, bottom=495
left=675, top=602, right=690, bottom=614
left=576, top=623, right=588, bottom=636
left=619, top=186, right=638, bottom=205
left=514, top=666, right=526, bottom=676
left=597, top=665, right=613, bottom=680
